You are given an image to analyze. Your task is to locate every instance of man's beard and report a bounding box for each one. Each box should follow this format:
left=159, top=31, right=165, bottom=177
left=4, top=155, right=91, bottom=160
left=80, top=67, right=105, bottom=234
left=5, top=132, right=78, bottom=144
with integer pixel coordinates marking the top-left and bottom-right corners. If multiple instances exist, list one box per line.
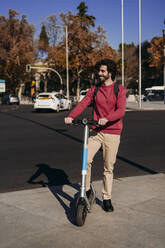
left=99, top=75, right=109, bottom=82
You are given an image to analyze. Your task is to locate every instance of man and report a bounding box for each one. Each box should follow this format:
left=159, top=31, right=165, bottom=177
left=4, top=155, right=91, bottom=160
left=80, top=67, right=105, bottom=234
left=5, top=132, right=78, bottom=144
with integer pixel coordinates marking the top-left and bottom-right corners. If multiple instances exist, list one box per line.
left=65, top=59, right=126, bottom=212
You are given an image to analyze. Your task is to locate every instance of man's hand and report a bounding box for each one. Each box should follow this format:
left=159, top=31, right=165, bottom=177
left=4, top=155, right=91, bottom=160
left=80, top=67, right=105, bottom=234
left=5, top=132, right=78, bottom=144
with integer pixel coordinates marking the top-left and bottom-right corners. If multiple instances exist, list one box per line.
left=64, top=117, right=73, bottom=124
left=98, top=118, right=108, bottom=126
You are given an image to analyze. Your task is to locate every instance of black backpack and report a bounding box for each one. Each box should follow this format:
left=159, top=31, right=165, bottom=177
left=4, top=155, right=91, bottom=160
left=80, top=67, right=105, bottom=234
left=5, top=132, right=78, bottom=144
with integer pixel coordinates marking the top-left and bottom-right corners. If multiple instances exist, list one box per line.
left=92, top=82, right=121, bottom=109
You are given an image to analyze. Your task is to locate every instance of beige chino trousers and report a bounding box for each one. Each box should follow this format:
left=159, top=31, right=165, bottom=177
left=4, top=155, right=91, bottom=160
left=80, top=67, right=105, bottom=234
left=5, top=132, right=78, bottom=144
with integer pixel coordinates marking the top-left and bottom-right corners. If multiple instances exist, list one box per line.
left=86, top=131, right=120, bottom=200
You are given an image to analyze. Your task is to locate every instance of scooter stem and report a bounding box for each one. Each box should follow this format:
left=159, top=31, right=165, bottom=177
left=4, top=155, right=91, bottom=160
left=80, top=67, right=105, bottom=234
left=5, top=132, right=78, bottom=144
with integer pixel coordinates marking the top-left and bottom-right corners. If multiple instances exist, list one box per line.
left=80, top=124, right=89, bottom=198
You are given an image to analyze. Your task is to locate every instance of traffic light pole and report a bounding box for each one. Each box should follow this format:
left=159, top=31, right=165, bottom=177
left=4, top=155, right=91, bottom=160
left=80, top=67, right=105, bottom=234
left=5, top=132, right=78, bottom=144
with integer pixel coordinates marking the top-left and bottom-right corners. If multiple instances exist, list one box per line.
left=26, top=65, right=63, bottom=87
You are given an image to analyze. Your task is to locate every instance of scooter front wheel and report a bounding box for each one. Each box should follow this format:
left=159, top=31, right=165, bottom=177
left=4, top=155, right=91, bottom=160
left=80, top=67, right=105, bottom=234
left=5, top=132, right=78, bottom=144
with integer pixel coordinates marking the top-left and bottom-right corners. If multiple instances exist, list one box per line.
left=76, top=199, right=87, bottom=226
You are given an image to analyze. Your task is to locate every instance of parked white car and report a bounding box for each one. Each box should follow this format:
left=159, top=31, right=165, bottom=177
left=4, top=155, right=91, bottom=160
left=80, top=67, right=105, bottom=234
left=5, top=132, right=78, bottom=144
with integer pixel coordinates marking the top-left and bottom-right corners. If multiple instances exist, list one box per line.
left=34, top=92, right=72, bottom=112
left=1, top=94, right=19, bottom=105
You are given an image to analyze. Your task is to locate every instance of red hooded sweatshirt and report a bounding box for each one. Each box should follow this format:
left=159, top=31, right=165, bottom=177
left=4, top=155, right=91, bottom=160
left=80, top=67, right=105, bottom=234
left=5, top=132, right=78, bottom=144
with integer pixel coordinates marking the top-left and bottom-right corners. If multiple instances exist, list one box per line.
left=68, top=82, right=126, bottom=135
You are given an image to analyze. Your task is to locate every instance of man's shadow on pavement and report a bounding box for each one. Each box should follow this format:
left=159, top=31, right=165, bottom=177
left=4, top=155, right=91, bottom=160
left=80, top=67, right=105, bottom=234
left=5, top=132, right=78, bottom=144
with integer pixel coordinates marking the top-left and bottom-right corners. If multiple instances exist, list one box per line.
left=27, top=163, right=102, bottom=225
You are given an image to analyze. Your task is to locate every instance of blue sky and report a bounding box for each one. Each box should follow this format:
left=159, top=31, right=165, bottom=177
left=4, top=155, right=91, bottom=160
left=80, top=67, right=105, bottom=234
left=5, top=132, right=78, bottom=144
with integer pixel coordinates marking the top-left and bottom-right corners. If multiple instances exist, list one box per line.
left=1, top=0, right=165, bottom=50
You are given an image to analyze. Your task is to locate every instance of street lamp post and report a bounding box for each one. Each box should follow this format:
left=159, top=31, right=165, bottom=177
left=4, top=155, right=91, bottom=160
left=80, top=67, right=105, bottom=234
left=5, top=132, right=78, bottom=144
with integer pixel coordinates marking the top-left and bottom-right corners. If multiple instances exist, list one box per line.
left=162, top=20, right=165, bottom=104
left=121, top=0, right=124, bottom=86
left=139, top=0, right=142, bottom=108
left=65, top=25, right=69, bottom=99
left=163, top=21, right=165, bottom=86
left=56, top=25, right=69, bottom=99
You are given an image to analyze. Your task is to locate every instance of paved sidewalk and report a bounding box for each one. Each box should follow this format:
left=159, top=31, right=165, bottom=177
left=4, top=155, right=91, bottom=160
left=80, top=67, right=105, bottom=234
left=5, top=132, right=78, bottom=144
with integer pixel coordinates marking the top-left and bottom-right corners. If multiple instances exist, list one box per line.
left=127, top=101, right=165, bottom=110
left=0, top=174, right=165, bottom=248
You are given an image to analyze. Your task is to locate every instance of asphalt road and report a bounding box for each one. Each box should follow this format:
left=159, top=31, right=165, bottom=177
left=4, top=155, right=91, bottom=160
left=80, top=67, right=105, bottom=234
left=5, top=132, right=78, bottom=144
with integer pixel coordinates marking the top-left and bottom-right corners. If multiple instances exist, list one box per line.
left=0, top=104, right=165, bottom=193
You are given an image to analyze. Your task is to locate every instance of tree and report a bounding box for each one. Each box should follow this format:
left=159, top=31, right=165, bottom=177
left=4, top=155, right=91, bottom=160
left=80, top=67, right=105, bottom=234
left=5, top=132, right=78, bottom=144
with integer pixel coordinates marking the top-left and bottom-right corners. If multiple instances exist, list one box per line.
left=88, top=25, right=118, bottom=64
left=148, top=36, right=163, bottom=69
left=77, top=1, right=96, bottom=27
left=39, top=24, right=49, bottom=51
left=140, top=41, right=156, bottom=90
left=60, top=9, right=117, bottom=98
left=44, top=15, right=58, bottom=47
left=147, top=36, right=164, bottom=85
left=0, top=9, right=35, bottom=93
left=37, top=3, right=118, bottom=97
left=118, top=43, right=138, bottom=88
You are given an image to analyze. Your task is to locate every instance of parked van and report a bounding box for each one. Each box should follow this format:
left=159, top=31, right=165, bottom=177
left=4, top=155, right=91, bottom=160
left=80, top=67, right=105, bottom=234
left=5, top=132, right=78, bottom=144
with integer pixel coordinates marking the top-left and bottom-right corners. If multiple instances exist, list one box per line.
left=144, top=86, right=165, bottom=101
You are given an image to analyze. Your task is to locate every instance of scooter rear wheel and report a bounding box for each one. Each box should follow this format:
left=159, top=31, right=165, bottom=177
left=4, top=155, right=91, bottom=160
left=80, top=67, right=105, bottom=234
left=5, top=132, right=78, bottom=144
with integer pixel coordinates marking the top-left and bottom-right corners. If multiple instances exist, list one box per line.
left=76, top=200, right=87, bottom=226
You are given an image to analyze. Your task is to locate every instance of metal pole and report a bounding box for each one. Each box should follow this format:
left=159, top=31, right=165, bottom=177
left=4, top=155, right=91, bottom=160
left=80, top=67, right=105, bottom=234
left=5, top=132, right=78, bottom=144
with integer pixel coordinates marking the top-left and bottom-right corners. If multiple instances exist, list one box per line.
left=163, top=21, right=165, bottom=104
left=54, top=25, right=69, bottom=98
left=121, top=0, right=124, bottom=86
left=164, top=43, right=165, bottom=104
left=139, top=0, right=142, bottom=108
left=164, top=43, right=165, bottom=87
left=65, top=25, right=69, bottom=99
left=30, top=66, right=63, bottom=86
left=163, top=21, right=165, bottom=87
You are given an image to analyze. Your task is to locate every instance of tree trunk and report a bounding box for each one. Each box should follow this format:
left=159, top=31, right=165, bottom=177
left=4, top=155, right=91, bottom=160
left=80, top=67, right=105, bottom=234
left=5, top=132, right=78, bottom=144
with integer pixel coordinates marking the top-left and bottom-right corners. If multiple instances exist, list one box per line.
left=17, top=83, right=24, bottom=101
left=43, top=73, right=47, bottom=92
left=76, top=70, right=81, bottom=101
left=44, top=80, right=48, bottom=92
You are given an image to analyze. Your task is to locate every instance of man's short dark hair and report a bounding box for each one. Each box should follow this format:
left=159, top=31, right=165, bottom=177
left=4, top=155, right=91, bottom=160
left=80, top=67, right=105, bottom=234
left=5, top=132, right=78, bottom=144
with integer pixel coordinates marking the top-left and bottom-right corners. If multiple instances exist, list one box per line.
left=95, top=59, right=117, bottom=81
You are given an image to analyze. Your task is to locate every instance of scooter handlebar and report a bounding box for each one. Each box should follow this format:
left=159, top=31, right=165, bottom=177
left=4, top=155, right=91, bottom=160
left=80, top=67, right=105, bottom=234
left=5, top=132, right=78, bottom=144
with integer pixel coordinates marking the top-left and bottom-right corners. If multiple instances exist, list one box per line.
left=72, top=118, right=98, bottom=126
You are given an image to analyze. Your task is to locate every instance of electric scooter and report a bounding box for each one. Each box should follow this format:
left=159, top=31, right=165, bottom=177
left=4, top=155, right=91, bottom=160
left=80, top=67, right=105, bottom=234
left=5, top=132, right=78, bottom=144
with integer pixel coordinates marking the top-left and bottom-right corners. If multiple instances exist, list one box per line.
left=72, top=118, right=98, bottom=226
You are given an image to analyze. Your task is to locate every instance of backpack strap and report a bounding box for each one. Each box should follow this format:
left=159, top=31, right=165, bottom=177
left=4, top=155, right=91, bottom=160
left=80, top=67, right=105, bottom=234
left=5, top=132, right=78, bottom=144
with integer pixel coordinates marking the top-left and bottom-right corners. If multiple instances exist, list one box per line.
left=114, top=82, right=121, bottom=110
left=92, top=83, right=101, bottom=116
left=93, top=83, right=101, bottom=107
left=113, top=82, right=121, bottom=98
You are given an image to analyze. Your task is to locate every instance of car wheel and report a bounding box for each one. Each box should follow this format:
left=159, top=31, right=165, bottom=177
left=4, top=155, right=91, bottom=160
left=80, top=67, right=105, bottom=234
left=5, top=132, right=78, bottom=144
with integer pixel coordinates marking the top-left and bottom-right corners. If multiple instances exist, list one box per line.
left=36, top=109, right=41, bottom=113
